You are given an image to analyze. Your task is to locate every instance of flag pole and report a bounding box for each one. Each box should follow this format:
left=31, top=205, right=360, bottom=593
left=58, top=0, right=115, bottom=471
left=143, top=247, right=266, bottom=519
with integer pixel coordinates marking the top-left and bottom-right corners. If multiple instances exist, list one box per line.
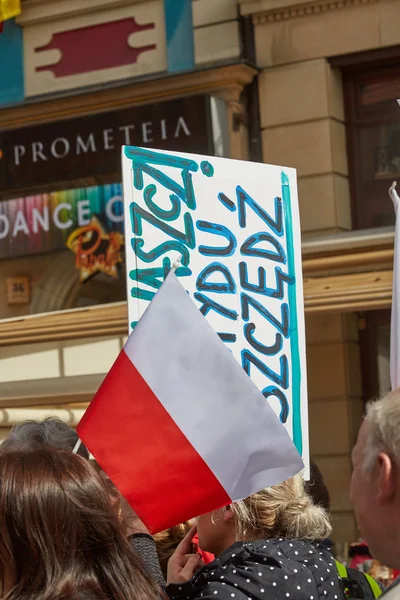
left=72, top=438, right=82, bottom=455
left=172, top=258, right=181, bottom=272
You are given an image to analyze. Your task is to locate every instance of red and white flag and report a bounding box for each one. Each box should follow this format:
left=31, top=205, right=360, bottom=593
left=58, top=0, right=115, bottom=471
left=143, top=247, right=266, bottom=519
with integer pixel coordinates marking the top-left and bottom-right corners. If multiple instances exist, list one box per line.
left=77, top=271, right=303, bottom=533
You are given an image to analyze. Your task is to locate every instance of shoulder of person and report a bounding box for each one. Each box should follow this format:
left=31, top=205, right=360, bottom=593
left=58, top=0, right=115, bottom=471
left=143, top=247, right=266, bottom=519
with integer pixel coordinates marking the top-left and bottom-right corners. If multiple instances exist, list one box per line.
left=167, top=539, right=342, bottom=600
left=379, top=576, right=400, bottom=598
left=381, top=588, right=399, bottom=600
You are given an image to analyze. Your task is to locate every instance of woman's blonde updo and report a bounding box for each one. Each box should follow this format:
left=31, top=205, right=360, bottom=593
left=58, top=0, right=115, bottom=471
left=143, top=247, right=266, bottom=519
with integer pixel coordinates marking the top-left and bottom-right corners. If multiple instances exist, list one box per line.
left=231, top=474, right=331, bottom=542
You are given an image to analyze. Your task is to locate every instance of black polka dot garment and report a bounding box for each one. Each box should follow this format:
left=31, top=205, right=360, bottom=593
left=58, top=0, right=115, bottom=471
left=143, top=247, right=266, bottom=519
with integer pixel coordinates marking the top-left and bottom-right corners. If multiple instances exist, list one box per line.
left=167, top=539, right=347, bottom=600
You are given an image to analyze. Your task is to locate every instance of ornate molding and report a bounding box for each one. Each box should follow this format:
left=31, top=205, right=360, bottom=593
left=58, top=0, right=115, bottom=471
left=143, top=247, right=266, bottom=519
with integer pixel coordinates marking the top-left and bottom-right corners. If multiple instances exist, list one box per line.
left=0, top=63, right=257, bottom=131
left=0, top=237, right=394, bottom=347
left=302, top=247, right=394, bottom=276
left=18, top=0, right=145, bottom=26
left=249, top=0, right=378, bottom=25
left=0, top=252, right=394, bottom=348
left=304, top=270, right=392, bottom=314
left=0, top=302, right=128, bottom=347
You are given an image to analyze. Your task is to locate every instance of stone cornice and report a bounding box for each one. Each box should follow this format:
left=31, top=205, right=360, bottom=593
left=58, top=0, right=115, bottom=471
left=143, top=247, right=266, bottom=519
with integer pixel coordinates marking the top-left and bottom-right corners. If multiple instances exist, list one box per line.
left=0, top=63, right=257, bottom=131
left=18, top=0, right=145, bottom=26
left=239, top=0, right=378, bottom=23
left=0, top=264, right=392, bottom=346
left=0, top=242, right=394, bottom=349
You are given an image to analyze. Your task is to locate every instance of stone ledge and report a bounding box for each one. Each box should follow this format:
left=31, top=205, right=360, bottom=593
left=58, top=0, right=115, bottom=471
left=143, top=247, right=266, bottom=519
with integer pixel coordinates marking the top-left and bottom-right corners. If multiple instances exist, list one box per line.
left=0, top=264, right=393, bottom=348
left=18, top=0, right=145, bottom=26
left=0, top=63, right=257, bottom=131
left=0, top=373, right=100, bottom=408
left=239, top=0, right=378, bottom=22
left=304, top=269, right=392, bottom=313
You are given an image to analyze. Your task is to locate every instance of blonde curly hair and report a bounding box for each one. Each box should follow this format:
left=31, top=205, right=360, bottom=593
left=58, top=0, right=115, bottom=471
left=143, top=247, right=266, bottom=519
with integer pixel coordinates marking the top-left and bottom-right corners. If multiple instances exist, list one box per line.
left=154, top=522, right=194, bottom=577
left=231, top=474, right=331, bottom=542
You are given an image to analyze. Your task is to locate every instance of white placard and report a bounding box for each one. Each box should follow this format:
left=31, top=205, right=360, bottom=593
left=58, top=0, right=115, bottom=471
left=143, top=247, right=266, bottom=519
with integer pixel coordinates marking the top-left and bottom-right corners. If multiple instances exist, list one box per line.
left=122, top=147, right=308, bottom=467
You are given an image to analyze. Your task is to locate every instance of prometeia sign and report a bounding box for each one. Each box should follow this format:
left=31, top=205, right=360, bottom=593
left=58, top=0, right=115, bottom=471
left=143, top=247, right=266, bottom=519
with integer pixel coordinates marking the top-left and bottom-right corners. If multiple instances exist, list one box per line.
left=0, top=95, right=212, bottom=193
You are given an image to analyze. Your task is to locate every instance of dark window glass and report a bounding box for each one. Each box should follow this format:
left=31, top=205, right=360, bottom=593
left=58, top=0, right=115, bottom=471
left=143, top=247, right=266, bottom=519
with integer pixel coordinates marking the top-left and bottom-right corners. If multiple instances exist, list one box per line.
left=343, top=65, right=400, bottom=229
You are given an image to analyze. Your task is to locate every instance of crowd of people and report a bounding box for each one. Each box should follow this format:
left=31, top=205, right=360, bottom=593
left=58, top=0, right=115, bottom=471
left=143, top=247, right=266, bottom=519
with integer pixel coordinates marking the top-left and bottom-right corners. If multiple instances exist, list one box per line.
left=0, top=390, right=399, bottom=599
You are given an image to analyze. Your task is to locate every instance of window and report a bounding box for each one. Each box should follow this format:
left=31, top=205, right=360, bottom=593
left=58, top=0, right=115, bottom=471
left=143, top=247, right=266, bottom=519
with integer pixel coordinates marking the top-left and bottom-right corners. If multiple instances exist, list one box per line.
left=342, top=57, right=400, bottom=229
left=0, top=94, right=227, bottom=320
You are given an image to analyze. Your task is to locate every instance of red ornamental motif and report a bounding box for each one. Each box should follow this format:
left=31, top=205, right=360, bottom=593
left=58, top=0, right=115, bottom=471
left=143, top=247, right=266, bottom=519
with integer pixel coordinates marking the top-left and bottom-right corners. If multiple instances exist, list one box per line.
left=35, top=17, right=156, bottom=78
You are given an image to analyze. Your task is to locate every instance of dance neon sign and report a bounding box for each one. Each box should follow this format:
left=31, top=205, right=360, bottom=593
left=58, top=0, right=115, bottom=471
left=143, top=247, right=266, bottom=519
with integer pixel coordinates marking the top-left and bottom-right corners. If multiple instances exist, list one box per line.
left=0, top=183, right=124, bottom=282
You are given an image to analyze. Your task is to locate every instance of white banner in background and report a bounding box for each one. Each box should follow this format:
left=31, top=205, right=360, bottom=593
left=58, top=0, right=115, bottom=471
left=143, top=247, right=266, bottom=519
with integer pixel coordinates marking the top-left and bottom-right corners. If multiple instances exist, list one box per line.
left=390, top=181, right=400, bottom=391
left=122, top=147, right=309, bottom=468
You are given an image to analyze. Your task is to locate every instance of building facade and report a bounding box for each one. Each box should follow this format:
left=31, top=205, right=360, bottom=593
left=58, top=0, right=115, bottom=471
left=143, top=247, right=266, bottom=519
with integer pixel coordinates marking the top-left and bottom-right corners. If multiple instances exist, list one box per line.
left=0, top=0, right=256, bottom=436
left=0, top=0, right=400, bottom=544
left=239, top=0, right=400, bottom=543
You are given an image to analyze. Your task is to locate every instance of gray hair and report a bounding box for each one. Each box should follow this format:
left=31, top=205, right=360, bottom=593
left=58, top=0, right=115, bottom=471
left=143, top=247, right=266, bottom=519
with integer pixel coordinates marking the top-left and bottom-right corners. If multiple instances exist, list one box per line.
left=231, top=474, right=332, bottom=542
left=363, top=390, right=400, bottom=472
left=1, top=418, right=89, bottom=459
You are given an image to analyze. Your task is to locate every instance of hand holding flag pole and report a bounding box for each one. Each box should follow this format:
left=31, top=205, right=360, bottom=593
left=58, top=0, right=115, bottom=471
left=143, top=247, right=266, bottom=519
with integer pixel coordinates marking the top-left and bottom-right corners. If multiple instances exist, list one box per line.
left=167, top=525, right=204, bottom=585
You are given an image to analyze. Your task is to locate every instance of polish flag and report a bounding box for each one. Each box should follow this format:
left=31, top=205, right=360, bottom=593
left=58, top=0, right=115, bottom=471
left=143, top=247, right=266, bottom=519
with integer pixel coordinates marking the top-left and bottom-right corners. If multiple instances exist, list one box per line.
left=77, top=272, right=303, bottom=533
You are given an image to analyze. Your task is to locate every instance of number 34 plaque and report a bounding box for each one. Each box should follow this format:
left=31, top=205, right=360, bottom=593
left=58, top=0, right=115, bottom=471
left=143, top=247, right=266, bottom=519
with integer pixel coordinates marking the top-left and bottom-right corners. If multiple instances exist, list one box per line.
left=6, top=277, right=30, bottom=305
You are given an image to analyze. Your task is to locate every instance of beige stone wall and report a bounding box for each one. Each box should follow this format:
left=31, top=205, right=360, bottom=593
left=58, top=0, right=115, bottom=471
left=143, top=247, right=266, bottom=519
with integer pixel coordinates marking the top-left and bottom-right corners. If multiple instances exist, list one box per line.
left=193, top=0, right=241, bottom=66
left=0, top=254, right=55, bottom=320
left=239, top=0, right=400, bottom=543
left=0, top=335, right=119, bottom=439
left=241, top=0, right=400, bottom=68
left=306, top=312, right=364, bottom=542
left=20, top=0, right=167, bottom=97
left=242, top=0, right=400, bottom=236
left=0, top=335, right=122, bottom=386
left=0, top=250, right=83, bottom=320
left=19, top=0, right=242, bottom=98
left=259, top=58, right=350, bottom=235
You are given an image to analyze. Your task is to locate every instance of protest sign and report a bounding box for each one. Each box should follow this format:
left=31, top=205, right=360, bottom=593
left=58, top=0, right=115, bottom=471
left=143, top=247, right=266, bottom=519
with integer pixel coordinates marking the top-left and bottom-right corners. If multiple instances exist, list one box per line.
left=122, top=147, right=308, bottom=466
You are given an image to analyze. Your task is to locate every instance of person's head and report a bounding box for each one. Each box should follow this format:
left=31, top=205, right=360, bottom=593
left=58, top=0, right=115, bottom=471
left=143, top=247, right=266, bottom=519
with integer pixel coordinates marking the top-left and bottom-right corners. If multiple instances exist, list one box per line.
left=0, top=446, right=159, bottom=600
left=196, top=474, right=331, bottom=556
left=1, top=417, right=89, bottom=459
left=305, top=459, right=331, bottom=513
left=350, top=390, right=400, bottom=568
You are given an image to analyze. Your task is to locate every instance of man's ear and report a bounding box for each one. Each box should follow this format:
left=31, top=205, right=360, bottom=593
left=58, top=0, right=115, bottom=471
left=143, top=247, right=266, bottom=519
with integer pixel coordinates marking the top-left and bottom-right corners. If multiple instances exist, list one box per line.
left=377, top=452, right=396, bottom=505
left=223, top=505, right=235, bottom=523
